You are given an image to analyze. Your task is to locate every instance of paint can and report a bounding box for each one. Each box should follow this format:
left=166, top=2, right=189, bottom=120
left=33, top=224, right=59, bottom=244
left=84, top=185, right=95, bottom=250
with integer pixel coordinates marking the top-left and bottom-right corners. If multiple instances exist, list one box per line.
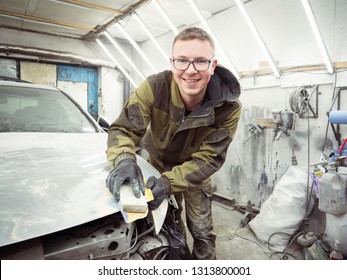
left=318, top=167, right=347, bottom=216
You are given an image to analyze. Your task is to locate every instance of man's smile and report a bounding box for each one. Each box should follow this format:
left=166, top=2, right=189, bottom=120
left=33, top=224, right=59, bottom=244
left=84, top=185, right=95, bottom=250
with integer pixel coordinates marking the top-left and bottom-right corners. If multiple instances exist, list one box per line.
left=182, top=77, right=200, bottom=83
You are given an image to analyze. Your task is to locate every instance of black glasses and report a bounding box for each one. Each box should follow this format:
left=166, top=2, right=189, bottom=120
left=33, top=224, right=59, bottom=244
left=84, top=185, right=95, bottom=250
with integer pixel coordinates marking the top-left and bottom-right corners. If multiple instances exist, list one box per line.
left=172, top=58, right=212, bottom=71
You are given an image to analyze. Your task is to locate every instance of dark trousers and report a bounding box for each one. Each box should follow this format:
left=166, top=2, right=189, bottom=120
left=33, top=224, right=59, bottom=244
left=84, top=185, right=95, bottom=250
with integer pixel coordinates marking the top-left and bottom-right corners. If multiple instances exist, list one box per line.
left=174, top=180, right=216, bottom=260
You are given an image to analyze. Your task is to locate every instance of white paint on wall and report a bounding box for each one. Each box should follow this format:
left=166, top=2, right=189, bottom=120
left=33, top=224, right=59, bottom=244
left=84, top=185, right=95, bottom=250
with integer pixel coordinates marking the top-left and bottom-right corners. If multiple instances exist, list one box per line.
left=20, top=61, right=56, bottom=86
left=57, top=81, right=88, bottom=112
left=98, top=67, right=124, bottom=122
left=213, top=83, right=347, bottom=205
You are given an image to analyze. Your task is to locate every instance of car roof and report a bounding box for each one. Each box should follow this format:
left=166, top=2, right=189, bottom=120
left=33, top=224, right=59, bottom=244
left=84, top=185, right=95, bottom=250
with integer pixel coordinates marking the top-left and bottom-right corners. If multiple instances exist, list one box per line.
left=0, top=78, right=60, bottom=91
left=0, top=76, right=31, bottom=82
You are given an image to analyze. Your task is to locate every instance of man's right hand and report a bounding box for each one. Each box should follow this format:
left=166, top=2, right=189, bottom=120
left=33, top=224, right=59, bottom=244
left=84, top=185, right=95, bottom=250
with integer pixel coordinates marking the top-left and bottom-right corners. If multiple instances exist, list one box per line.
left=106, top=158, right=145, bottom=201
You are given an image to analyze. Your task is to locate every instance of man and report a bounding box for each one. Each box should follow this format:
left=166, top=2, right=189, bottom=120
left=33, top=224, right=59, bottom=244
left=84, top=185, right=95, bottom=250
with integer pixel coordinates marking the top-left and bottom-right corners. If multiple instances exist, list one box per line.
left=106, top=27, right=242, bottom=259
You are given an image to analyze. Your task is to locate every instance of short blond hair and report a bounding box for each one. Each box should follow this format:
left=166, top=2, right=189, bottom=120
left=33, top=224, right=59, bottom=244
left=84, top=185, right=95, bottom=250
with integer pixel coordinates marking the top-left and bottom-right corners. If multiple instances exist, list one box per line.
left=172, top=27, right=215, bottom=57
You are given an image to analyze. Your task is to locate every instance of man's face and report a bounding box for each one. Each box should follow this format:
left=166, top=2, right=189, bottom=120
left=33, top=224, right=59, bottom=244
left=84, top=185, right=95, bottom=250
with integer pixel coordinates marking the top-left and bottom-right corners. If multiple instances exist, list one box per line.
left=171, top=39, right=217, bottom=101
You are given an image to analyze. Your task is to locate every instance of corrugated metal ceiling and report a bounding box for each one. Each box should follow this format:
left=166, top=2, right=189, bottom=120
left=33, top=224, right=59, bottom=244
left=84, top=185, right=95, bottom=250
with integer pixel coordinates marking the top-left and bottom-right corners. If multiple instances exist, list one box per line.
left=0, top=0, right=344, bottom=79
left=0, top=0, right=237, bottom=41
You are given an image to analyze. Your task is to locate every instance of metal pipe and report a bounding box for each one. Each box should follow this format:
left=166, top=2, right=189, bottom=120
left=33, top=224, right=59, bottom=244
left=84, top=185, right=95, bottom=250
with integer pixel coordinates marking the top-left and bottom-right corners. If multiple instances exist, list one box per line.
left=0, top=43, right=115, bottom=68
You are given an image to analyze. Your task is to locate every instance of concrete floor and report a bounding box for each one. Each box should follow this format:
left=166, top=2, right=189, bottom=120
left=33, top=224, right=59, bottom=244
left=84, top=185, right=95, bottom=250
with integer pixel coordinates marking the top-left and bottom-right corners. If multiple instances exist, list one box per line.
left=185, top=200, right=311, bottom=260
left=213, top=202, right=304, bottom=260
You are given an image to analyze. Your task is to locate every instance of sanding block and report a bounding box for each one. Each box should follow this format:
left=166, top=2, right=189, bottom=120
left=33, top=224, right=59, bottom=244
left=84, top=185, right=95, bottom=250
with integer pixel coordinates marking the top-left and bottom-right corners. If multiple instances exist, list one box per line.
left=118, top=182, right=148, bottom=213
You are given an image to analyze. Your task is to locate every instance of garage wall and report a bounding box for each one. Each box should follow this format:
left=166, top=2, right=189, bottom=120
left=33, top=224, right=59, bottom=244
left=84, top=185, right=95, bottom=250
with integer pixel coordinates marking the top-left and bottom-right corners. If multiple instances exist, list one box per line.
left=0, top=27, right=144, bottom=88
left=215, top=84, right=347, bottom=205
left=0, top=59, right=18, bottom=78
left=56, top=65, right=98, bottom=119
left=20, top=61, right=57, bottom=86
left=98, top=67, right=125, bottom=122
left=0, top=55, right=127, bottom=123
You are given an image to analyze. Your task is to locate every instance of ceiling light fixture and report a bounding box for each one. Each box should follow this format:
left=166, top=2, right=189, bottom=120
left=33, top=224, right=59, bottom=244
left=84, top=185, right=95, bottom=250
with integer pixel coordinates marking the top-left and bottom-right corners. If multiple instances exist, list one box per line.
left=103, top=31, right=146, bottom=81
left=235, top=0, right=280, bottom=78
left=96, top=38, right=138, bottom=88
left=301, top=0, right=334, bottom=74
left=116, top=22, right=158, bottom=74
left=187, top=0, right=241, bottom=80
left=48, top=0, right=90, bottom=11
left=133, top=12, right=169, bottom=64
left=152, top=0, right=179, bottom=35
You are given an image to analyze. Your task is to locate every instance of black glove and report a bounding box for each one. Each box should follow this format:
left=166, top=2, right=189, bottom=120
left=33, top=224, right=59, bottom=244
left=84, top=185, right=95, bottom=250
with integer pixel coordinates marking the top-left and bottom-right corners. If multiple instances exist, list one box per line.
left=106, top=158, right=145, bottom=201
left=146, top=176, right=171, bottom=210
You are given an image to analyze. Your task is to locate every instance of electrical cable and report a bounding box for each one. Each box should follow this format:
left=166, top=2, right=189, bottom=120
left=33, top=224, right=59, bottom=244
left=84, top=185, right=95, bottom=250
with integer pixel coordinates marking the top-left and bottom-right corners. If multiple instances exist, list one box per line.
left=129, top=239, right=145, bottom=255
left=266, top=231, right=292, bottom=251
left=328, top=72, right=338, bottom=113
left=269, top=251, right=297, bottom=260
left=265, top=231, right=300, bottom=260
left=152, top=247, right=170, bottom=260
left=305, top=109, right=311, bottom=221
left=321, top=118, right=331, bottom=156
left=233, top=226, right=300, bottom=260
left=233, top=226, right=272, bottom=257
left=132, top=222, right=155, bottom=242
left=321, top=72, right=340, bottom=154
left=284, top=231, right=304, bottom=250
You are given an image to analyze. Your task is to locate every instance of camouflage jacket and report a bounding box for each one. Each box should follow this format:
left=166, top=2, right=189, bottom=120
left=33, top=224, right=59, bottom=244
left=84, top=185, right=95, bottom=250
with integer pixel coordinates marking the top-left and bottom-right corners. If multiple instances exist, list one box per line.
left=107, top=65, right=242, bottom=193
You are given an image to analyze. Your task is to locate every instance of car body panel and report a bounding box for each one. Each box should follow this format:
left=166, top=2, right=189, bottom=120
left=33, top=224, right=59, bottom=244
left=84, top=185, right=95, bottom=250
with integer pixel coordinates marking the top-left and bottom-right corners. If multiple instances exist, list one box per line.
left=0, top=132, right=115, bottom=247
left=0, top=132, right=160, bottom=247
left=0, top=78, right=163, bottom=250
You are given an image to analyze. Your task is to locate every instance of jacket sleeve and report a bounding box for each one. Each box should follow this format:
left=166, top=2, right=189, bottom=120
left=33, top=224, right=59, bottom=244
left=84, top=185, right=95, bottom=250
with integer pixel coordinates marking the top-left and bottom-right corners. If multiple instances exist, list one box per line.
left=106, top=80, right=154, bottom=168
left=163, top=102, right=242, bottom=193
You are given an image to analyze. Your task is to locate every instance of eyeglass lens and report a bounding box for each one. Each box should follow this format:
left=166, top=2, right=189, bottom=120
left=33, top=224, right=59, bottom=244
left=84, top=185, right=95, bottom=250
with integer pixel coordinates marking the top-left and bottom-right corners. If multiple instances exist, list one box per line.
left=174, top=60, right=210, bottom=71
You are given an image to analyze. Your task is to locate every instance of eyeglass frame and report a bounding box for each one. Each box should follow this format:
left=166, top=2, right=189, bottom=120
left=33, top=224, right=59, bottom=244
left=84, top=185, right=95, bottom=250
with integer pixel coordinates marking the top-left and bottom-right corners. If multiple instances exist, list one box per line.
left=171, top=57, right=214, bottom=71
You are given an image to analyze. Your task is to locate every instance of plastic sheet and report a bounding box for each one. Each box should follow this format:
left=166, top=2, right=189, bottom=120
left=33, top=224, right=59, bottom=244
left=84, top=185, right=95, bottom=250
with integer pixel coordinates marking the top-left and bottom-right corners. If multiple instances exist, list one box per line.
left=325, top=213, right=347, bottom=258
left=249, top=165, right=314, bottom=252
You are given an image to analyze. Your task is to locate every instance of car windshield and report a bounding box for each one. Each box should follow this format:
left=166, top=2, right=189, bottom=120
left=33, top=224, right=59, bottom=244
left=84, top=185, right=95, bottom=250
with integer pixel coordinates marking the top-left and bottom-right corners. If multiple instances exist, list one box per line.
left=0, top=85, right=98, bottom=133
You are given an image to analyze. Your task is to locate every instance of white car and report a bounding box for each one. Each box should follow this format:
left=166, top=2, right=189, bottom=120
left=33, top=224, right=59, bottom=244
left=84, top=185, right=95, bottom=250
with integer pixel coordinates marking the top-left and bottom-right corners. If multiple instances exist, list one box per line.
left=0, top=77, right=162, bottom=260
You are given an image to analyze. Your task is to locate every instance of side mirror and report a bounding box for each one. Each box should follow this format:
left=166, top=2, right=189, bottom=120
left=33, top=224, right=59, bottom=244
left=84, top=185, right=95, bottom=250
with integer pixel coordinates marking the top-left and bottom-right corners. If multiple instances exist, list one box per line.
left=97, top=115, right=110, bottom=133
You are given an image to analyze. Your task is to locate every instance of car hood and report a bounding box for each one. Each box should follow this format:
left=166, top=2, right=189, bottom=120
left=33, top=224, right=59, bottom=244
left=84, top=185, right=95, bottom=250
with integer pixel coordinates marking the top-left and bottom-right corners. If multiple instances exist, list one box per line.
left=0, top=133, right=159, bottom=247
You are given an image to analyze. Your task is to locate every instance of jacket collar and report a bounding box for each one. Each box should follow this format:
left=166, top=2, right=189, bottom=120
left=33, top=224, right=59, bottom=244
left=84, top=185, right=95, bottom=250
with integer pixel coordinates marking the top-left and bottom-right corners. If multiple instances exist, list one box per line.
left=205, top=64, right=240, bottom=103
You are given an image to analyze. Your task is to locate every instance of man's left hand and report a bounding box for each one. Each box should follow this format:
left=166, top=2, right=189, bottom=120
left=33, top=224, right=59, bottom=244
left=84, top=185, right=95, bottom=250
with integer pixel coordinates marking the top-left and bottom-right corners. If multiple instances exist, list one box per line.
left=146, top=176, right=171, bottom=210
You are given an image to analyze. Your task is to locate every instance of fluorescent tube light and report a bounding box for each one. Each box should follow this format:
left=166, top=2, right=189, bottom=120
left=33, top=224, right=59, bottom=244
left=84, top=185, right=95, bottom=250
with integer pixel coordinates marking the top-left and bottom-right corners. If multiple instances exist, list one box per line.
left=133, top=12, right=169, bottom=64
left=116, top=22, right=158, bottom=73
left=235, top=0, right=280, bottom=78
left=104, top=31, right=146, bottom=81
left=48, top=0, right=90, bottom=10
left=187, top=0, right=241, bottom=80
left=301, top=0, right=334, bottom=74
left=152, top=0, right=179, bottom=35
left=96, top=38, right=138, bottom=88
